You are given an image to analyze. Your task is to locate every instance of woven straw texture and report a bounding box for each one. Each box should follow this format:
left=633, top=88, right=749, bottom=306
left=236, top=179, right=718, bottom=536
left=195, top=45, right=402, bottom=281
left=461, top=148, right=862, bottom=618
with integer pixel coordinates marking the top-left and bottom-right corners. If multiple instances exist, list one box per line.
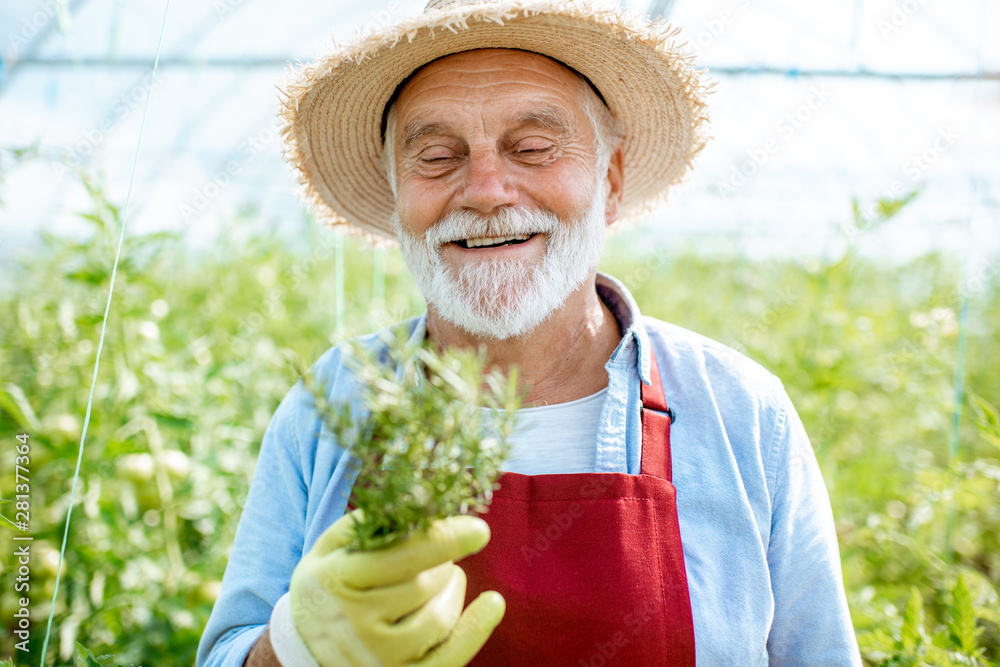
left=278, top=0, right=711, bottom=243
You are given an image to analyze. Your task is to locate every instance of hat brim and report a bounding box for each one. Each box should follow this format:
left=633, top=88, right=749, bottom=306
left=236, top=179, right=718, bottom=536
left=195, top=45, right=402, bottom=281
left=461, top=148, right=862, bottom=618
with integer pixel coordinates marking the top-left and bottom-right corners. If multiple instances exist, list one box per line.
left=278, top=1, right=711, bottom=243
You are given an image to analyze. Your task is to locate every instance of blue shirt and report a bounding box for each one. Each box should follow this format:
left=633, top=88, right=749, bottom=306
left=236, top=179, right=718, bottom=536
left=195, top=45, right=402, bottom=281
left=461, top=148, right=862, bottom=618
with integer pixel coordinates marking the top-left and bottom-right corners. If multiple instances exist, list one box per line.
left=197, top=272, right=861, bottom=666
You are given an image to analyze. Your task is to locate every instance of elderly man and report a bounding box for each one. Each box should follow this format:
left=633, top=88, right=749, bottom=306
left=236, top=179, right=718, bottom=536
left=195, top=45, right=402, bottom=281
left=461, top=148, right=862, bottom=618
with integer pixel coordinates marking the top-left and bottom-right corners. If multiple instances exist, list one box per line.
left=197, top=1, right=861, bottom=665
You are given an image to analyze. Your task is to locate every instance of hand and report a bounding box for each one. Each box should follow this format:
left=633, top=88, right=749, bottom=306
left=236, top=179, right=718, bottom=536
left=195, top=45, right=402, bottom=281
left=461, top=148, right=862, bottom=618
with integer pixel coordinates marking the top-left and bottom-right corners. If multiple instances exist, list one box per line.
left=288, top=509, right=505, bottom=667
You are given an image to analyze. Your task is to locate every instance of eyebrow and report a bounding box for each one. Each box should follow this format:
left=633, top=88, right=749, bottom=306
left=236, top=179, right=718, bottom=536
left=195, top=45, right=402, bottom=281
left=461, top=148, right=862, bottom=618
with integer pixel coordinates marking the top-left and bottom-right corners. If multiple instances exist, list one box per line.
left=508, top=107, right=573, bottom=135
left=401, top=121, right=449, bottom=153
left=400, top=106, right=574, bottom=153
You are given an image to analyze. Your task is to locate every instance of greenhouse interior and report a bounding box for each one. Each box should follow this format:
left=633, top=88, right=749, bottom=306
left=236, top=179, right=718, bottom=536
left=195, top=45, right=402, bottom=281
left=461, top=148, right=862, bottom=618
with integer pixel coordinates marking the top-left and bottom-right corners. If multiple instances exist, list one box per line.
left=1, top=0, right=999, bottom=664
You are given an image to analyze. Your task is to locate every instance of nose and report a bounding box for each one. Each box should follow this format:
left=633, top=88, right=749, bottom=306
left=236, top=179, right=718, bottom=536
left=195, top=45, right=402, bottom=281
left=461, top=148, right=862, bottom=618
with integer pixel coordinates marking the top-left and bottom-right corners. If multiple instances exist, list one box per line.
left=453, top=147, right=519, bottom=215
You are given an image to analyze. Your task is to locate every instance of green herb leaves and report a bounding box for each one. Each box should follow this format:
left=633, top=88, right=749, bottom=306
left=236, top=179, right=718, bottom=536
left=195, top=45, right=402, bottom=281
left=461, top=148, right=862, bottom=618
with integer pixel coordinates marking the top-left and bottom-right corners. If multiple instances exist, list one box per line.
left=307, top=334, right=521, bottom=551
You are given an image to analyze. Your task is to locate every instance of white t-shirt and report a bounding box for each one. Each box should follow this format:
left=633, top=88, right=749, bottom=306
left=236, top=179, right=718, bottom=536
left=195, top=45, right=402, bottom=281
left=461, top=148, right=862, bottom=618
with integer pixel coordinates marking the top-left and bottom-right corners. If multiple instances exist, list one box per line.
left=482, top=387, right=608, bottom=475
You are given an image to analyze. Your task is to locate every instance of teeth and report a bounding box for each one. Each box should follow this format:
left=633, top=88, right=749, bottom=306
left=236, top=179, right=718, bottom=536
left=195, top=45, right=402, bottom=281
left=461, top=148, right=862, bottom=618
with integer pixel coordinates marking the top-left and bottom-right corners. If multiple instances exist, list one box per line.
left=463, top=234, right=531, bottom=248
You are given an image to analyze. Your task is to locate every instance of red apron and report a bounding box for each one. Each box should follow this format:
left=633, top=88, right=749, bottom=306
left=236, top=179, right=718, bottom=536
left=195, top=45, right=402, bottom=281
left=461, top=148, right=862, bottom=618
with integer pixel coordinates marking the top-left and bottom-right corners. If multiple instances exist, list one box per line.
left=461, top=350, right=696, bottom=666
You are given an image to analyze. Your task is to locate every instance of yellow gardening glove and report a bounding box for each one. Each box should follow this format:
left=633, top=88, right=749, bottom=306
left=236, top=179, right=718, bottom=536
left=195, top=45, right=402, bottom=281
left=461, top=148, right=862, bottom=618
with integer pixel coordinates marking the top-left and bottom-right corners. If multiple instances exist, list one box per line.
left=288, top=509, right=505, bottom=667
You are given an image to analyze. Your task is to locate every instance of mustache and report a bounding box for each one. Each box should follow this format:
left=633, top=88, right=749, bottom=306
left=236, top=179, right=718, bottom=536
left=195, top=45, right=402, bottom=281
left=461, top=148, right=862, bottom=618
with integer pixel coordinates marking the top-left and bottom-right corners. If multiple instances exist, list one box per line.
left=424, top=207, right=560, bottom=247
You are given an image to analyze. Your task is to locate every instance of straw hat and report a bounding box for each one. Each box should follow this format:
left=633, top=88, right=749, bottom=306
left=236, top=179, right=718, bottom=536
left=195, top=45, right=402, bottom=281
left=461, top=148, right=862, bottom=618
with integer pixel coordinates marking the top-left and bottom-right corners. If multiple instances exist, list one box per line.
left=278, top=0, right=711, bottom=243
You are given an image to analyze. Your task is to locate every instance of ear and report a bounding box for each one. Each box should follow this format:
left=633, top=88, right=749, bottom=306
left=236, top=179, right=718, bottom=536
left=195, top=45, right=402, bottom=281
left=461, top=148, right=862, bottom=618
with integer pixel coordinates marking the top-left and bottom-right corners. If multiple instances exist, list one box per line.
left=604, top=143, right=625, bottom=226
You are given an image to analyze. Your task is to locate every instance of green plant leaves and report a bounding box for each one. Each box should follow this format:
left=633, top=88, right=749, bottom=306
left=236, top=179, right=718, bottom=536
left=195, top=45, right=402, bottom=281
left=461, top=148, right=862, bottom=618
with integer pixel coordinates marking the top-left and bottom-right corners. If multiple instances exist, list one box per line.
left=851, top=190, right=920, bottom=233
left=0, top=497, right=24, bottom=530
left=75, top=642, right=132, bottom=667
left=307, top=335, right=521, bottom=551
left=870, top=576, right=994, bottom=666
left=948, top=576, right=982, bottom=656
left=900, top=587, right=927, bottom=654
left=969, top=392, right=1000, bottom=453
left=0, top=382, right=41, bottom=431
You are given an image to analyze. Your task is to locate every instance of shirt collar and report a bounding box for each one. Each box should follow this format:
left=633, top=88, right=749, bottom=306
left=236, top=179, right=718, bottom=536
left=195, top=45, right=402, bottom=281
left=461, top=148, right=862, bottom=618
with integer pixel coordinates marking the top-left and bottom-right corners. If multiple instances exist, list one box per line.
left=595, top=271, right=652, bottom=386
left=403, top=271, right=651, bottom=386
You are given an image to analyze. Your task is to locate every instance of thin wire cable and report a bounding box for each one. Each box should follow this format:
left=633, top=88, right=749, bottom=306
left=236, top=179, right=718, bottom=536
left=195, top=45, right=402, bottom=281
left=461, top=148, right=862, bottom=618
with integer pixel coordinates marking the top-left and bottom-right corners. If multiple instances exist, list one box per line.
left=11, top=58, right=998, bottom=80
left=945, top=210, right=975, bottom=567
left=943, top=0, right=985, bottom=567
left=373, top=247, right=386, bottom=314
left=336, top=232, right=345, bottom=339
left=37, top=1, right=172, bottom=663
left=848, top=0, right=864, bottom=72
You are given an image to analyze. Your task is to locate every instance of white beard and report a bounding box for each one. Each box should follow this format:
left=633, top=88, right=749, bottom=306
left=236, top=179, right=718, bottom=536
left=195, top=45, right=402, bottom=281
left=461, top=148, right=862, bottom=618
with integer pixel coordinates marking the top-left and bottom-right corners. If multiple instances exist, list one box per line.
left=393, top=184, right=609, bottom=341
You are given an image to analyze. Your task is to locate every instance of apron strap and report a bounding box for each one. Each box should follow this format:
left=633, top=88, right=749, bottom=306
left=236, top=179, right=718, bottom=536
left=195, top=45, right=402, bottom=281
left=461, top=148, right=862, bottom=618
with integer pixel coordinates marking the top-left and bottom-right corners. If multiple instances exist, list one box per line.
left=640, top=348, right=675, bottom=481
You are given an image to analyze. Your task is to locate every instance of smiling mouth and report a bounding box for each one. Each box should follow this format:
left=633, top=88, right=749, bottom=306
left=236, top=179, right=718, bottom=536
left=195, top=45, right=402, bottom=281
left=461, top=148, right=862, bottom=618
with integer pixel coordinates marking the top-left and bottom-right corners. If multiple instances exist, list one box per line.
left=455, top=233, right=537, bottom=249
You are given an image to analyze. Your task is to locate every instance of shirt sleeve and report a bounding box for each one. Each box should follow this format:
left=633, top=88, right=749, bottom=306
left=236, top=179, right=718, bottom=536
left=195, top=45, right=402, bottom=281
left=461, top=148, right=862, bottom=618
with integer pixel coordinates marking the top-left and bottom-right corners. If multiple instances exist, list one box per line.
left=765, top=392, right=862, bottom=666
left=196, top=381, right=315, bottom=667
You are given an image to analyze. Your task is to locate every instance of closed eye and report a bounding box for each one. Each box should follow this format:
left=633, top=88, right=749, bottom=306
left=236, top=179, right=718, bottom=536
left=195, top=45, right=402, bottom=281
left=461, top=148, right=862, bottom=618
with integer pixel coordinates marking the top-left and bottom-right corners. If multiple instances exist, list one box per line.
left=416, top=144, right=462, bottom=163
left=513, top=144, right=556, bottom=165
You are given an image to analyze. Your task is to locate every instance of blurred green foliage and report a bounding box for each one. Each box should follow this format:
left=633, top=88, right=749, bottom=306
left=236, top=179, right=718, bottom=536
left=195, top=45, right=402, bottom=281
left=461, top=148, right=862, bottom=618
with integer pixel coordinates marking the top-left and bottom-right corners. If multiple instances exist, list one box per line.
left=0, top=173, right=998, bottom=665
left=604, top=221, right=1000, bottom=665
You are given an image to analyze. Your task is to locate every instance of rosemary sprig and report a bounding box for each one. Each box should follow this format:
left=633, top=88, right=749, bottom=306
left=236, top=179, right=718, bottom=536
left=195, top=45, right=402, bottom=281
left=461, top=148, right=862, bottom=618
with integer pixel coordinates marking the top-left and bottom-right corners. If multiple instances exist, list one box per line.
left=306, top=333, right=521, bottom=551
